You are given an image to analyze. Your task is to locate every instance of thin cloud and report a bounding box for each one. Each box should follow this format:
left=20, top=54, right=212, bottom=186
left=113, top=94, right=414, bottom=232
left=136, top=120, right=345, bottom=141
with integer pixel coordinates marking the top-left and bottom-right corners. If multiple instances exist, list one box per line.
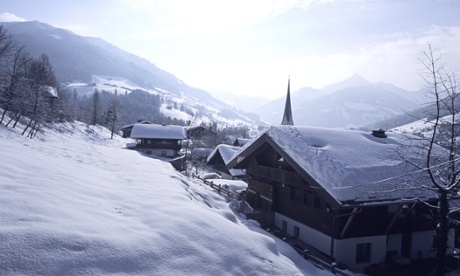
left=0, top=12, right=26, bottom=22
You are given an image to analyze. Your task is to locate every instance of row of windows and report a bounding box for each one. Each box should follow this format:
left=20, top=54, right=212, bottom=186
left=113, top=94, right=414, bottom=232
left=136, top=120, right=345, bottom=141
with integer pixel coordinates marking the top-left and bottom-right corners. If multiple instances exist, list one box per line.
left=290, top=188, right=324, bottom=209
left=145, top=150, right=168, bottom=156
left=139, top=139, right=181, bottom=145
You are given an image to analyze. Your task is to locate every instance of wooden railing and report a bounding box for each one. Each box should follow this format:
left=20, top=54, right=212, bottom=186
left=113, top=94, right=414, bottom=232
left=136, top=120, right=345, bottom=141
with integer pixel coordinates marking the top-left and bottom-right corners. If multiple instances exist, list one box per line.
left=197, top=177, right=235, bottom=198
left=248, top=163, right=302, bottom=184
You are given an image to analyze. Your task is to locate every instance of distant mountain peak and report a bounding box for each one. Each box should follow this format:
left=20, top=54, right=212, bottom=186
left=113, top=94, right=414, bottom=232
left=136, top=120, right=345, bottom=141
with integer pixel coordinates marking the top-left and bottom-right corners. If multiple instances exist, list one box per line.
left=322, top=74, right=371, bottom=93
left=345, top=73, right=370, bottom=83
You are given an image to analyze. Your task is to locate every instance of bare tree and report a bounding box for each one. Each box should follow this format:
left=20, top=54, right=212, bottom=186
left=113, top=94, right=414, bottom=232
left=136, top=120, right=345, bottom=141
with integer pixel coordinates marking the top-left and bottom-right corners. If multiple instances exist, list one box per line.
left=104, top=96, right=119, bottom=139
left=0, top=25, right=14, bottom=63
left=22, top=54, right=57, bottom=137
left=0, top=46, right=31, bottom=125
left=417, top=44, right=460, bottom=276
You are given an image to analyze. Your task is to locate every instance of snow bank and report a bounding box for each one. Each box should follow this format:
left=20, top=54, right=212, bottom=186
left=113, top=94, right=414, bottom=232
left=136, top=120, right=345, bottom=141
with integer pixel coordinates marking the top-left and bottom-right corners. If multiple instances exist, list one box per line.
left=0, top=122, right=329, bottom=275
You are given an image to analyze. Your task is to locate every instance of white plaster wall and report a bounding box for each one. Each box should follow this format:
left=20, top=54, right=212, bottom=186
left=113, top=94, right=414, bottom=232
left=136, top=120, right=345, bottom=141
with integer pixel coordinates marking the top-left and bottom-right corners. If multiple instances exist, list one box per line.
left=274, top=213, right=331, bottom=255
left=273, top=213, right=451, bottom=271
left=388, top=230, right=446, bottom=260
left=334, top=236, right=387, bottom=271
left=386, top=234, right=402, bottom=255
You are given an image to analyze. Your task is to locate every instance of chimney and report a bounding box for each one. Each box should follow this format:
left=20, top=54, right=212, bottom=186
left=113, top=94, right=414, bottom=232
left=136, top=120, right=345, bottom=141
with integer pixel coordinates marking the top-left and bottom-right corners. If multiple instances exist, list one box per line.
left=372, top=129, right=387, bottom=138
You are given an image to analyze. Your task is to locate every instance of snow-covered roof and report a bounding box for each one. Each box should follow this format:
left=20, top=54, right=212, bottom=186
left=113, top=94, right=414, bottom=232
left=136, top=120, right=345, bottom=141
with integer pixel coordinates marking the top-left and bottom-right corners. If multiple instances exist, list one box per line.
left=230, top=125, right=443, bottom=205
left=43, top=85, right=57, bottom=98
left=207, top=144, right=246, bottom=177
left=121, top=121, right=151, bottom=129
left=207, top=144, right=242, bottom=164
left=234, top=138, right=251, bottom=146
left=130, top=123, right=187, bottom=140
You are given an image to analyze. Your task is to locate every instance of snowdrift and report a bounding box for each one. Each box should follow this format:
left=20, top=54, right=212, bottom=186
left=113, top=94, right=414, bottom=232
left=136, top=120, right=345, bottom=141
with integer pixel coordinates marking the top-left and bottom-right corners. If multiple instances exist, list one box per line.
left=0, top=122, right=328, bottom=275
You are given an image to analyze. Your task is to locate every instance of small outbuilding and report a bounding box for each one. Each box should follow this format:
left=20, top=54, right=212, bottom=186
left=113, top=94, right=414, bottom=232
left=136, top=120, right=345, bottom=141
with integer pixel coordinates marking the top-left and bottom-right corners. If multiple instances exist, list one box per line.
left=128, top=123, right=187, bottom=158
left=207, top=144, right=246, bottom=180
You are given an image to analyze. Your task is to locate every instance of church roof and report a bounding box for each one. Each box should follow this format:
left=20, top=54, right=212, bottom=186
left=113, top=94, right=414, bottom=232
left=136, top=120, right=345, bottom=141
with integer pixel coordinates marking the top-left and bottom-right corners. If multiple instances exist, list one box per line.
left=281, top=77, right=294, bottom=125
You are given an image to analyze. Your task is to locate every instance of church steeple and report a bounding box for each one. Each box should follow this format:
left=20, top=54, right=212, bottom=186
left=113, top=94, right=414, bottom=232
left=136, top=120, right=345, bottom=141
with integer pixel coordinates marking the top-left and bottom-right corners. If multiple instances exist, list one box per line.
left=281, top=76, right=294, bottom=125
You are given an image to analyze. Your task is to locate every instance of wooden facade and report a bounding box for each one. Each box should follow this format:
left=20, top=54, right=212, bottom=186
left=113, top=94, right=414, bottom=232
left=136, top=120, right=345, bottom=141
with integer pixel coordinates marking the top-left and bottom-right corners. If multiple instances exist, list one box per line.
left=134, top=138, right=182, bottom=157
left=228, top=129, right=445, bottom=271
left=245, top=145, right=437, bottom=241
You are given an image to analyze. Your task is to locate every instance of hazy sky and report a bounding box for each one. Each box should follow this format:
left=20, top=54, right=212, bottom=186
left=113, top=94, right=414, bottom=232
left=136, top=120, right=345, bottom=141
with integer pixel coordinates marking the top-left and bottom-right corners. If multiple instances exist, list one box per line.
left=1, top=0, right=459, bottom=99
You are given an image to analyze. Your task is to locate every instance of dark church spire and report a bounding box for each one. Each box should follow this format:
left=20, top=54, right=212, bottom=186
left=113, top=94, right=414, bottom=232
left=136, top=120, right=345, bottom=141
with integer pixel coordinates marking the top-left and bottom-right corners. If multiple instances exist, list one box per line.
left=281, top=76, right=294, bottom=125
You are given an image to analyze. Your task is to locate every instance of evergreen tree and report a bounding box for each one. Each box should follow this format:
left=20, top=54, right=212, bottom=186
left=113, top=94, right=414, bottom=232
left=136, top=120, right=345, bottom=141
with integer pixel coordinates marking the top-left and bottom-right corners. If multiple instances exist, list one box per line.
left=91, top=89, right=100, bottom=125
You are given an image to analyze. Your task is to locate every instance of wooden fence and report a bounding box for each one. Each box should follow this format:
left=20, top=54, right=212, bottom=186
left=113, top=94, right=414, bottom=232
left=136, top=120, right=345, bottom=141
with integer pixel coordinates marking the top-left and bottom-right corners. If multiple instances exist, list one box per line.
left=197, top=177, right=235, bottom=198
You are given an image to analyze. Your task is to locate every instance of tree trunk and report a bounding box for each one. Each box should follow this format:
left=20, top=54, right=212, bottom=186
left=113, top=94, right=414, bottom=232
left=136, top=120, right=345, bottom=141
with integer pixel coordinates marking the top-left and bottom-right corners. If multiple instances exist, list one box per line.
left=435, top=189, right=449, bottom=276
left=12, top=112, right=22, bottom=128
left=5, top=111, right=17, bottom=127
left=22, top=118, right=33, bottom=135
left=0, top=107, right=8, bottom=125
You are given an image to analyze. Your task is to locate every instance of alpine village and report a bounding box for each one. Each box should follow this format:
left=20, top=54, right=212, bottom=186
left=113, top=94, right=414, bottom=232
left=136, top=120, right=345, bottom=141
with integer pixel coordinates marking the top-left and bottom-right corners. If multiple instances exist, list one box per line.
left=1, top=20, right=460, bottom=276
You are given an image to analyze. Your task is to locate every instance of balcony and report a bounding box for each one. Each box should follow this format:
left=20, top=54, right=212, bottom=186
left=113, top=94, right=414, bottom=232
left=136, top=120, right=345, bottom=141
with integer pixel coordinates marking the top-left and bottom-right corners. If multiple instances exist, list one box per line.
left=248, top=163, right=302, bottom=185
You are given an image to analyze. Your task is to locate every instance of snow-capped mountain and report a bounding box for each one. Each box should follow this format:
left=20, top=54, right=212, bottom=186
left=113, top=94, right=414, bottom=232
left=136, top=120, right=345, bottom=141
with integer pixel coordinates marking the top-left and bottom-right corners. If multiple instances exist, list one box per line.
left=255, top=75, right=426, bottom=128
left=1, top=21, right=430, bottom=130
left=321, top=74, right=371, bottom=94
left=2, top=21, right=264, bottom=128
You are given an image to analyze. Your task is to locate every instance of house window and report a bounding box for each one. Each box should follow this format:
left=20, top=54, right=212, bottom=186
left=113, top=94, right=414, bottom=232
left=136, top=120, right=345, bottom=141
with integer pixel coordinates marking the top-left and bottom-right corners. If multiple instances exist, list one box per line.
left=356, top=243, right=371, bottom=263
left=161, top=150, right=167, bottom=156
left=293, top=226, right=300, bottom=238
left=282, top=220, right=287, bottom=232
left=291, top=188, right=302, bottom=202
left=303, top=192, right=310, bottom=205
left=314, top=196, right=322, bottom=208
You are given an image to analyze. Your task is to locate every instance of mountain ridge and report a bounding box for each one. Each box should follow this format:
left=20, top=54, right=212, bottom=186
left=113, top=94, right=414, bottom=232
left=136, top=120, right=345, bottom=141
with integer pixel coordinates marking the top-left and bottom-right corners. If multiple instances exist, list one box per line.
left=254, top=74, right=426, bottom=128
left=2, top=20, right=264, bottom=128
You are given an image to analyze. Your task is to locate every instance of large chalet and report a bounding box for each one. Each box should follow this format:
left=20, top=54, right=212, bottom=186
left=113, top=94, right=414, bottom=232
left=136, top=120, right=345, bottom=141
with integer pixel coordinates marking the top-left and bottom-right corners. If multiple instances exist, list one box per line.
left=225, top=77, right=453, bottom=272
left=227, top=125, right=450, bottom=271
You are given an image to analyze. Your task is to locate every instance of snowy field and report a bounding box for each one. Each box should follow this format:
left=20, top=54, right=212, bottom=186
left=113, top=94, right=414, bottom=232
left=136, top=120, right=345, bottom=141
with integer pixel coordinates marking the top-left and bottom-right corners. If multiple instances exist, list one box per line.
left=0, top=121, right=331, bottom=275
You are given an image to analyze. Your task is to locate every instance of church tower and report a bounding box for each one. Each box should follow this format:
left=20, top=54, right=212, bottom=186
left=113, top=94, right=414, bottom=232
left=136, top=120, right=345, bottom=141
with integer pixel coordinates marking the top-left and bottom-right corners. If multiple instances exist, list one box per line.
left=281, top=77, right=294, bottom=125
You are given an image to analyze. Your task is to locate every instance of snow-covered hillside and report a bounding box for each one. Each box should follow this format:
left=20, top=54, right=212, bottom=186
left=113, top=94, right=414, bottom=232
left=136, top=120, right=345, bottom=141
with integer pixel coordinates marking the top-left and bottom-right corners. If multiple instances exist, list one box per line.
left=62, top=75, right=261, bottom=129
left=391, top=114, right=459, bottom=139
left=0, top=122, right=330, bottom=275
